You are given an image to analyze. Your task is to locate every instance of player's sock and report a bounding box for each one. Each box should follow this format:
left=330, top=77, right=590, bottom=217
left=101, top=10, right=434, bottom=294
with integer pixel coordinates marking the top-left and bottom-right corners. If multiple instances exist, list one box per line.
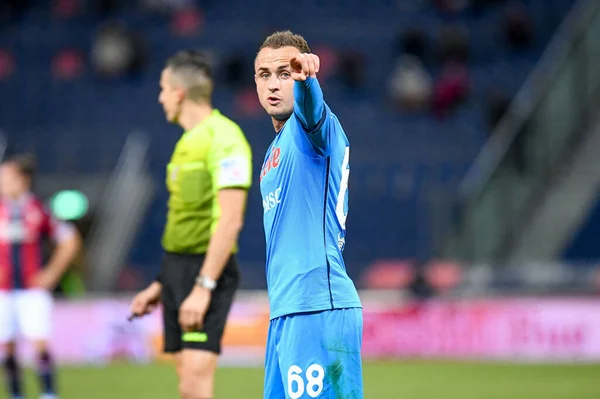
left=37, top=351, right=57, bottom=396
left=3, top=354, right=23, bottom=398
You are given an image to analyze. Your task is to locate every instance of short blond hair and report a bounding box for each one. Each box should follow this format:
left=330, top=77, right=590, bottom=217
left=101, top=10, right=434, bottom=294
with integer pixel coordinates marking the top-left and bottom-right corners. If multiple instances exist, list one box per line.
left=258, top=30, right=311, bottom=54
left=166, top=50, right=213, bottom=103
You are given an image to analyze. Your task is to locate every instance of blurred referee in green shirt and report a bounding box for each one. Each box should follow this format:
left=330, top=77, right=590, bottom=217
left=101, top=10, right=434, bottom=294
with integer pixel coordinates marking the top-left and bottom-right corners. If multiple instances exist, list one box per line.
left=129, top=50, right=252, bottom=399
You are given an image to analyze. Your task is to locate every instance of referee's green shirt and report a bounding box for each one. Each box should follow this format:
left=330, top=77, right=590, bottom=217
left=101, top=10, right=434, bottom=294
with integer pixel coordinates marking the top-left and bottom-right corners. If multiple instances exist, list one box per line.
left=162, top=109, right=252, bottom=254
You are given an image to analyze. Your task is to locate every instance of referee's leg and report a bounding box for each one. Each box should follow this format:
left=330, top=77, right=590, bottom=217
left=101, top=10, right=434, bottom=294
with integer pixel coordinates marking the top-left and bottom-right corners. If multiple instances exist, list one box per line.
left=166, top=253, right=239, bottom=399
left=178, top=276, right=238, bottom=398
left=177, top=349, right=219, bottom=399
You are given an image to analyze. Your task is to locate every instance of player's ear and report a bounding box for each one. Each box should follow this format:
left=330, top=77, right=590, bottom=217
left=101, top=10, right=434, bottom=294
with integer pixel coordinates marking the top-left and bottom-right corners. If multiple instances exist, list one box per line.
left=176, top=87, right=186, bottom=104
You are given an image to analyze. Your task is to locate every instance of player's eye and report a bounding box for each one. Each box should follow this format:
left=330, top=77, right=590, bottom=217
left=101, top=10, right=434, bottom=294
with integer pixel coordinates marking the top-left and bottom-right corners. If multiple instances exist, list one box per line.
left=280, top=71, right=290, bottom=79
left=260, top=73, right=270, bottom=79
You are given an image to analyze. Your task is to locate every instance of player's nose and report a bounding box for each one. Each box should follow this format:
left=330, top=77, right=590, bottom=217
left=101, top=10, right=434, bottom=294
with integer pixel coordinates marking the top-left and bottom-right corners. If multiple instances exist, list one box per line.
left=267, top=76, right=280, bottom=91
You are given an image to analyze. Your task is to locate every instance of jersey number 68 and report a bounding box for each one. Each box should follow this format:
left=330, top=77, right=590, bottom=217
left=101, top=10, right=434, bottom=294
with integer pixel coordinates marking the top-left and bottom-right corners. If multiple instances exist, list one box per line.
left=287, top=364, right=325, bottom=398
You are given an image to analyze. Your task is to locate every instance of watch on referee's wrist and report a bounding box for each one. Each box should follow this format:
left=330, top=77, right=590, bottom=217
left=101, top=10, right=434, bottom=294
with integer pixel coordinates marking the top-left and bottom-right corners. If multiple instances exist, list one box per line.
left=195, top=275, right=217, bottom=291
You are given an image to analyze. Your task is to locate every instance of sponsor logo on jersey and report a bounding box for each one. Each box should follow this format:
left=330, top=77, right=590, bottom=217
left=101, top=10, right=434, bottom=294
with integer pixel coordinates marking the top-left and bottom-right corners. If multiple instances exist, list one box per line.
left=0, top=221, right=27, bottom=242
left=260, top=147, right=281, bottom=182
left=262, top=187, right=282, bottom=213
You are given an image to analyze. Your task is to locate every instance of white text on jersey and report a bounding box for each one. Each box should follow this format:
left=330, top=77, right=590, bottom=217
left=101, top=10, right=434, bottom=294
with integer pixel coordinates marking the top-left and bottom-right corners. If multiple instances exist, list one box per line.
left=263, top=187, right=282, bottom=213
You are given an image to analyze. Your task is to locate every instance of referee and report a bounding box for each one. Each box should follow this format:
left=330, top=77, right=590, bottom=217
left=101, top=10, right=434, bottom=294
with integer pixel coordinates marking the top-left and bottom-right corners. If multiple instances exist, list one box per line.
left=130, top=50, right=252, bottom=399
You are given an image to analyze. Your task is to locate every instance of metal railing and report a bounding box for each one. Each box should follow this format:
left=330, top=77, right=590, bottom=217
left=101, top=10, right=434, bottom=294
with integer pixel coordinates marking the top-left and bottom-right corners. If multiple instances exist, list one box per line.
left=86, top=131, right=155, bottom=291
left=440, top=0, right=600, bottom=262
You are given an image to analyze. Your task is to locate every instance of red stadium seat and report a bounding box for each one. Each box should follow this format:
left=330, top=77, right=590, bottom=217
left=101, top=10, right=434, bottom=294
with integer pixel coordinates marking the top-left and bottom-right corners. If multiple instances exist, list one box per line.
left=52, top=0, right=82, bottom=18
left=234, top=87, right=263, bottom=119
left=424, top=260, right=463, bottom=292
left=170, top=7, right=204, bottom=37
left=0, top=50, right=14, bottom=80
left=362, top=259, right=415, bottom=289
left=51, top=49, right=84, bottom=80
left=311, top=45, right=339, bottom=82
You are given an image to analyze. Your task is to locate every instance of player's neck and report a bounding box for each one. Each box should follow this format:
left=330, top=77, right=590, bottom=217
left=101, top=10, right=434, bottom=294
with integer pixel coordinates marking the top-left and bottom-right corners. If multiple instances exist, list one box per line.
left=7, top=191, right=29, bottom=202
left=272, top=117, right=287, bottom=133
left=179, top=102, right=213, bottom=132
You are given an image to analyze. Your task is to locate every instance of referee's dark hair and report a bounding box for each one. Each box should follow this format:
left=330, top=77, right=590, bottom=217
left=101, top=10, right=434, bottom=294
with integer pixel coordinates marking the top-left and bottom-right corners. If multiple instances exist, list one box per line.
left=3, top=153, right=37, bottom=181
left=165, top=50, right=214, bottom=103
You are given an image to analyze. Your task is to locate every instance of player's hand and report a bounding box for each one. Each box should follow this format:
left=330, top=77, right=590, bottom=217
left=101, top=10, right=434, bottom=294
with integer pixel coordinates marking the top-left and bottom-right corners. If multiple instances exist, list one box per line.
left=130, top=282, right=162, bottom=318
left=179, top=286, right=211, bottom=332
left=32, top=269, right=59, bottom=290
left=290, top=53, right=320, bottom=82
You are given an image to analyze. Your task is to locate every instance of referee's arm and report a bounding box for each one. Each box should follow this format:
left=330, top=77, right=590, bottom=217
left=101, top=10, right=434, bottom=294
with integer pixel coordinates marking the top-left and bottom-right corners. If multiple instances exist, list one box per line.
left=198, top=188, right=247, bottom=281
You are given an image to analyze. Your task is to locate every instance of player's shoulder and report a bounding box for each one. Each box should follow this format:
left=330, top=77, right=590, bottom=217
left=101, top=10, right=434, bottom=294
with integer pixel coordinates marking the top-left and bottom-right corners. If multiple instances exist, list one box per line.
left=25, top=196, right=53, bottom=222
left=209, top=110, right=245, bottom=135
left=325, top=105, right=344, bottom=129
left=293, top=102, right=340, bottom=130
left=209, top=111, right=248, bottom=144
left=327, top=108, right=349, bottom=140
left=299, top=105, right=349, bottom=144
left=209, top=111, right=251, bottom=153
left=27, top=195, right=46, bottom=211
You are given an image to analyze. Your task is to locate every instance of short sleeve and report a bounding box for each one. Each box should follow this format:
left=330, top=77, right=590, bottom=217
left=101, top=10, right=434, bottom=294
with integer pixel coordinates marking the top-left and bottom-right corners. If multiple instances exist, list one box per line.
left=42, top=207, right=77, bottom=243
left=209, top=126, right=253, bottom=191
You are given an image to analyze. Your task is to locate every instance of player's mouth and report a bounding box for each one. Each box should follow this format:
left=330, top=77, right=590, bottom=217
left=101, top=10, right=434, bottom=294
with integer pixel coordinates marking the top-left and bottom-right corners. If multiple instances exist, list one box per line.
left=267, top=96, right=281, bottom=105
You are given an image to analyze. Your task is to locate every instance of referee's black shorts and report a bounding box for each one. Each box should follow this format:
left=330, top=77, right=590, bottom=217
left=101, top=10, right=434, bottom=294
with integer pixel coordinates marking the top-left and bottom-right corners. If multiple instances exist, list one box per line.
left=159, top=252, right=239, bottom=354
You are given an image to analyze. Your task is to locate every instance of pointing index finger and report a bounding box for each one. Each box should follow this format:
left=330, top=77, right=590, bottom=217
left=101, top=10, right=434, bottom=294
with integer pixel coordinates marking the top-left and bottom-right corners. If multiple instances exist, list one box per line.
left=299, top=54, right=310, bottom=79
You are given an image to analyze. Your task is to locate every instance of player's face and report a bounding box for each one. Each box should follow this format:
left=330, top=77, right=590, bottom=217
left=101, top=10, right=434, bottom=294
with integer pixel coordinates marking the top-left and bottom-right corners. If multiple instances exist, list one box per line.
left=158, top=68, right=184, bottom=123
left=0, top=164, right=28, bottom=199
left=255, top=46, right=299, bottom=122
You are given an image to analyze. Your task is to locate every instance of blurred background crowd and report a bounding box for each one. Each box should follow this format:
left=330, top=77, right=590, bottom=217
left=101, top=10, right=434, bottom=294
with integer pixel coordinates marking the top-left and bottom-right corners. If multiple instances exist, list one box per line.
left=0, top=0, right=599, bottom=300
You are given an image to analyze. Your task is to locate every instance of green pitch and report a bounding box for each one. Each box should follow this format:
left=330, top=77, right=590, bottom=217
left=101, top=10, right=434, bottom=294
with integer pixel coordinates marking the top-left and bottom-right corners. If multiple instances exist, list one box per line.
left=5, top=360, right=600, bottom=399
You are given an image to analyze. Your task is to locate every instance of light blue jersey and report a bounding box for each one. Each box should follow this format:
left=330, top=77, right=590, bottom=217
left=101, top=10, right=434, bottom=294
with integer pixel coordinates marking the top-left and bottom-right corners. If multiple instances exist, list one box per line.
left=260, top=77, right=361, bottom=320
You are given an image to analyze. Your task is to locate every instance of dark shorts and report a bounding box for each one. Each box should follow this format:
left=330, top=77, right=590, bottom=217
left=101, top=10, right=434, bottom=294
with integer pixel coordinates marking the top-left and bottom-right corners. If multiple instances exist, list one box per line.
left=159, top=252, right=239, bottom=354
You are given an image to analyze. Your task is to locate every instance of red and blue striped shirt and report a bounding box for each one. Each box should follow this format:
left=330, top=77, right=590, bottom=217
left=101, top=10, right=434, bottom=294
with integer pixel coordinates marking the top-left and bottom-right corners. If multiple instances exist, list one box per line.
left=0, top=193, right=75, bottom=290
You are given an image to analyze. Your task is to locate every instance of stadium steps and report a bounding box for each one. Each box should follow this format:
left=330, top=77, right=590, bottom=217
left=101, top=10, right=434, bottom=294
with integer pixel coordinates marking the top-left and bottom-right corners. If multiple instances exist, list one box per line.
left=506, top=113, right=600, bottom=262
left=439, top=0, right=598, bottom=264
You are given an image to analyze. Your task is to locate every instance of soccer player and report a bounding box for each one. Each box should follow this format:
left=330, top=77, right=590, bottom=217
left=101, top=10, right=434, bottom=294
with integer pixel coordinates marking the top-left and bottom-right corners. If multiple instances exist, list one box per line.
left=129, top=50, right=252, bottom=399
left=255, top=31, right=364, bottom=398
left=0, top=154, right=82, bottom=399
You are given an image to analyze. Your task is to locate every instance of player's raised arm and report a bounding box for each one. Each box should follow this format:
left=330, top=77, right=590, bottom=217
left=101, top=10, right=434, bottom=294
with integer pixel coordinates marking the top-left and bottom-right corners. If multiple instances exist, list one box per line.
left=291, top=53, right=331, bottom=155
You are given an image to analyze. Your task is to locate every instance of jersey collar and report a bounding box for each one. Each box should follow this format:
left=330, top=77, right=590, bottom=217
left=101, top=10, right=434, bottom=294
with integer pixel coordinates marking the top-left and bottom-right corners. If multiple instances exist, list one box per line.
left=184, top=109, right=221, bottom=136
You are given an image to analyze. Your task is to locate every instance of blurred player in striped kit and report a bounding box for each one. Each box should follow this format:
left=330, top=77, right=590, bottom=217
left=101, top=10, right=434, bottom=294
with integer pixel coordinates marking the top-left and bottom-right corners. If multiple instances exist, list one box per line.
left=0, top=154, right=81, bottom=399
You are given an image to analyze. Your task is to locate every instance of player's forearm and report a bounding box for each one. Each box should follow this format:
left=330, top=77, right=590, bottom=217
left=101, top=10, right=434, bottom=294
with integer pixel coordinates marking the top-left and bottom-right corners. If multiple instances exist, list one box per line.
left=294, top=77, right=325, bottom=131
left=199, top=217, right=243, bottom=281
left=146, top=281, right=162, bottom=299
left=46, top=234, right=81, bottom=279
